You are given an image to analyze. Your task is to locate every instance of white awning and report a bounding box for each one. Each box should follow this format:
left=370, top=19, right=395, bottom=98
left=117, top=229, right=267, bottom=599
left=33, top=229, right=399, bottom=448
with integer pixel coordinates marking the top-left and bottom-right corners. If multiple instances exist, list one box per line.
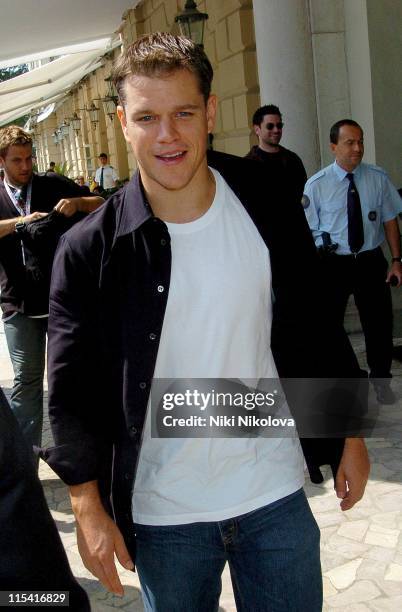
left=0, top=0, right=139, bottom=67
left=0, top=0, right=141, bottom=125
left=0, top=49, right=111, bottom=126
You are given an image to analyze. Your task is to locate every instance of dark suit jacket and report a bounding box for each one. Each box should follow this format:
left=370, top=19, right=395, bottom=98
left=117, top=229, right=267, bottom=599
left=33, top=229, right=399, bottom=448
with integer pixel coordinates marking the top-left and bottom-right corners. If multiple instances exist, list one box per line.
left=0, top=173, right=90, bottom=316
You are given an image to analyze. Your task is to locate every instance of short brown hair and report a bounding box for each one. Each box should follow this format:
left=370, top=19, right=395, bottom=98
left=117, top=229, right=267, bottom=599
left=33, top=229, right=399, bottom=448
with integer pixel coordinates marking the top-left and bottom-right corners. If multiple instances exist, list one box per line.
left=0, top=125, right=32, bottom=158
left=330, top=119, right=362, bottom=144
left=112, top=32, right=213, bottom=106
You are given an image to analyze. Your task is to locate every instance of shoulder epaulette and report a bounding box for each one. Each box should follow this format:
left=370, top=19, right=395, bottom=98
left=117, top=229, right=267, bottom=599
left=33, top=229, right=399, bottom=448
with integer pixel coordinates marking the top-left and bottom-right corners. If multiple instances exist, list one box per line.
left=306, top=168, right=326, bottom=185
left=365, top=163, right=387, bottom=176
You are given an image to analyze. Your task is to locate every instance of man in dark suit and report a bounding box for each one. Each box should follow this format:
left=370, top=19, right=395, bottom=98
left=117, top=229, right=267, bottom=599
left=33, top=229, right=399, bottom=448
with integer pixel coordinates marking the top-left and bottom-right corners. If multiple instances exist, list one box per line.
left=44, top=33, right=369, bottom=612
left=0, top=126, right=104, bottom=452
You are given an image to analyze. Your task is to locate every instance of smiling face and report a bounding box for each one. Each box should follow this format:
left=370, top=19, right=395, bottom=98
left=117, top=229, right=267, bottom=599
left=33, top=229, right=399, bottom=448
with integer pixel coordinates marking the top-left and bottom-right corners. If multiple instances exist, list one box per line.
left=117, top=69, right=216, bottom=200
left=331, top=125, right=364, bottom=172
left=254, top=114, right=283, bottom=151
left=0, top=143, right=33, bottom=187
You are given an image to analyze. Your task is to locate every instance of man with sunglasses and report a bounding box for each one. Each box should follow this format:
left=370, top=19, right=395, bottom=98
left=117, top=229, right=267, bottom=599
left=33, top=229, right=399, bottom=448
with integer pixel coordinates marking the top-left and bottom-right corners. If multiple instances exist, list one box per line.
left=246, top=104, right=307, bottom=201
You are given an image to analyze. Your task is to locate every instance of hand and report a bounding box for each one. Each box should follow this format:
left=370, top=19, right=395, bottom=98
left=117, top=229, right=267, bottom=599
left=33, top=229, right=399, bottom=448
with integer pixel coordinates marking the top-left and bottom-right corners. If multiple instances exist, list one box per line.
left=75, top=506, right=134, bottom=596
left=54, top=198, right=79, bottom=217
left=335, top=438, right=370, bottom=511
left=24, top=211, right=48, bottom=224
left=386, top=262, right=402, bottom=288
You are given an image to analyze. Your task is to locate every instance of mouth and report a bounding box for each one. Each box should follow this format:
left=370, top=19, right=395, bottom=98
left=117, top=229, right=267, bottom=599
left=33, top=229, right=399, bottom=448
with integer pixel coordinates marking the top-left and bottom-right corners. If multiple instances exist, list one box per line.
left=155, top=151, right=187, bottom=164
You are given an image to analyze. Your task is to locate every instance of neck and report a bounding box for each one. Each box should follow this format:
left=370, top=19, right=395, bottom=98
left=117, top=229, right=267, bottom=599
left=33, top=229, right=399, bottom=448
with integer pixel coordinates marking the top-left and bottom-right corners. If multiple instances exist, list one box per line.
left=336, top=160, right=359, bottom=173
left=142, top=164, right=216, bottom=223
left=259, top=143, right=280, bottom=154
left=5, top=176, right=29, bottom=189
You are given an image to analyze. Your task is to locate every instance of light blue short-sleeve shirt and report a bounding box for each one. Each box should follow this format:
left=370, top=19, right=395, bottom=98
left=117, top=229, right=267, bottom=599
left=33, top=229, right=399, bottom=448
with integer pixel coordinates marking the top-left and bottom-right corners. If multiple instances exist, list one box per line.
left=303, top=161, right=402, bottom=255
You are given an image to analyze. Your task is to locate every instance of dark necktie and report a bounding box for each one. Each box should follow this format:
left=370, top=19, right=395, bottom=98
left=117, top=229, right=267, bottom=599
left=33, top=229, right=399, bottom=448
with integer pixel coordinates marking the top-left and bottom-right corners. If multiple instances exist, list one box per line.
left=346, top=173, right=364, bottom=254
left=15, top=185, right=28, bottom=215
left=100, top=168, right=104, bottom=189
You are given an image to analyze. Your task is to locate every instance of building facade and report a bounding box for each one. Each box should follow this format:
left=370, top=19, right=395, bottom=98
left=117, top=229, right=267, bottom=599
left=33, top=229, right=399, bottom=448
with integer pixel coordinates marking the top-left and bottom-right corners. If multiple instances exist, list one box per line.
left=32, top=0, right=402, bottom=187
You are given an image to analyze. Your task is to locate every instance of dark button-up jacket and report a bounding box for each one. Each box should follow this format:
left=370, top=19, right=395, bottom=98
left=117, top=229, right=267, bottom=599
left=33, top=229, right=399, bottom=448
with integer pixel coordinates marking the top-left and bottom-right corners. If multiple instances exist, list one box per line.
left=0, top=173, right=90, bottom=317
left=44, top=151, right=360, bottom=560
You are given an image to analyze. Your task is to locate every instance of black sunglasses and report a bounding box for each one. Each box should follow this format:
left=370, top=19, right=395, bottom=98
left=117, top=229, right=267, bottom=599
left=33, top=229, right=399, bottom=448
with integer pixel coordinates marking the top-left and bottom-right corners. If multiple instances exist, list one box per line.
left=265, top=122, right=283, bottom=130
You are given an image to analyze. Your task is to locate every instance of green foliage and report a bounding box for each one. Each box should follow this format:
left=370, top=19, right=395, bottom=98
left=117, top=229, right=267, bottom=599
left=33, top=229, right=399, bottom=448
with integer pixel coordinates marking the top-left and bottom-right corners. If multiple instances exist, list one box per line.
left=0, top=65, right=28, bottom=82
left=53, top=162, right=72, bottom=177
left=0, top=65, right=30, bottom=127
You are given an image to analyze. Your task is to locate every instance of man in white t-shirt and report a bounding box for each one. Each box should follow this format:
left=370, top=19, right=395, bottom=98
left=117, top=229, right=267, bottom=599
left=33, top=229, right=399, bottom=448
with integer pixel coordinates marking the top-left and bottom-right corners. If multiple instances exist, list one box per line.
left=46, top=33, right=370, bottom=612
left=93, top=153, right=118, bottom=191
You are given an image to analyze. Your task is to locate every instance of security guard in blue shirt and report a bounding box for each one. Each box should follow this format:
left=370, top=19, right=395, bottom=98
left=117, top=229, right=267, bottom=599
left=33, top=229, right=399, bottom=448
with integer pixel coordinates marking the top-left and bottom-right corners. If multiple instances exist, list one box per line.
left=303, top=119, right=402, bottom=404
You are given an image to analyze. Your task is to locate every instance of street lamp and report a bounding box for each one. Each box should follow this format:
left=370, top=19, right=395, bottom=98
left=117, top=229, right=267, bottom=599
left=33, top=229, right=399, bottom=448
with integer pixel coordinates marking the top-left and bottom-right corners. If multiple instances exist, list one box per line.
left=175, top=0, right=208, bottom=47
left=101, top=77, right=118, bottom=122
left=87, top=102, right=100, bottom=129
left=59, top=120, right=70, bottom=138
left=70, top=112, right=82, bottom=131
left=52, top=130, right=59, bottom=145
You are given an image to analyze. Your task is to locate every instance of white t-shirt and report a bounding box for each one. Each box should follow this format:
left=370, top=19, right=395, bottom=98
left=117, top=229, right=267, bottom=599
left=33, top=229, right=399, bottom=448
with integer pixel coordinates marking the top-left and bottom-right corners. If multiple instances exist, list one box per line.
left=132, top=168, right=304, bottom=525
left=94, top=165, right=118, bottom=189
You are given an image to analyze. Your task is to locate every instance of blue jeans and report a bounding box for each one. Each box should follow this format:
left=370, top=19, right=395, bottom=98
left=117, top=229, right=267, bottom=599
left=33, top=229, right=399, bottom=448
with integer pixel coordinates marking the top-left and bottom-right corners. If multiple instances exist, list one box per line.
left=134, top=489, right=322, bottom=612
left=4, top=313, right=47, bottom=450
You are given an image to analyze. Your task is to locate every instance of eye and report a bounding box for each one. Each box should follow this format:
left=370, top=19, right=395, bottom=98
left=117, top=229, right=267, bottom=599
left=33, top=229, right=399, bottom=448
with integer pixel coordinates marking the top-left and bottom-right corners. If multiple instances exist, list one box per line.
left=137, top=115, right=155, bottom=122
left=176, top=111, right=193, bottom=118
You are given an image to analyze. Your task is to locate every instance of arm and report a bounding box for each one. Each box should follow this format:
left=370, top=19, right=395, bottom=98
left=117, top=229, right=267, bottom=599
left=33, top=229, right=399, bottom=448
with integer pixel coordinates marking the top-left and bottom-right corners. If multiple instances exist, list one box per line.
left=335, top=438, right=370, bottom=511
left=384, top=217, right=402, bottom=287
left=70, top=481, right=133, bottom=596
left=53, top=195, right=104, bottom=217
left=46, top=234, right=131, bottom=592
left=0, top=211, right=48, bottom=239
left=303, top=186, right=323, bottom=247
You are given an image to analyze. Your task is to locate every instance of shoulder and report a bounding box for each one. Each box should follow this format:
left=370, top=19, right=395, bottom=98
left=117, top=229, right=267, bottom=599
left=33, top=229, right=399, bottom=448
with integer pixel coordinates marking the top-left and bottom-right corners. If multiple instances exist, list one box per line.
left=279, top=146, right=304, bottom=163
left=360, top=162, right=388, bottom=178
left=34, top=172, right=81, bottom=190
left=63, top=191, right=123, bottom=252
left=305, top=165, right=331, bottom=188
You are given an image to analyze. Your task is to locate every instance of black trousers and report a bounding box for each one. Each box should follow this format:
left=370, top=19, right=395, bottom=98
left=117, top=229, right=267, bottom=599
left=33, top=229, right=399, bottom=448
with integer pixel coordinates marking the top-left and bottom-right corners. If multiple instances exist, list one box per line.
left=321, top=247, right=393, bottom=378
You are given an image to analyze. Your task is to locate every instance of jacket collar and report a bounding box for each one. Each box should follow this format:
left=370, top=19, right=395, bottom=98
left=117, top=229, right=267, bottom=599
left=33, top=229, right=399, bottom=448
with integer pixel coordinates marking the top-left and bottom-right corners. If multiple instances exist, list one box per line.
left=114, top=170, right=153, bottom=240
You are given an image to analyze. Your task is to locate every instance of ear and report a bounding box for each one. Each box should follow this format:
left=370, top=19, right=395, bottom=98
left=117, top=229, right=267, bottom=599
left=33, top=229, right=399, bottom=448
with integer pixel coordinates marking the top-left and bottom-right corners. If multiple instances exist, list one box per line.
left=206, top=94, right=217, bottom=134
left=117, top=105, right=130, bottom=143
left=254, top=125, right=261, bottom=138
left=330, top=142, right=337, bottom=155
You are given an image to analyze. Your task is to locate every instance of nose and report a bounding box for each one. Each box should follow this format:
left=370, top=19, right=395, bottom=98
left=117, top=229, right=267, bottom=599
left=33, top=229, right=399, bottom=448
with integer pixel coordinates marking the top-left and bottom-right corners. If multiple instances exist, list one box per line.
left=157, top=117, right=179, bottom=143
left=21, top=159, right=31, bottom=171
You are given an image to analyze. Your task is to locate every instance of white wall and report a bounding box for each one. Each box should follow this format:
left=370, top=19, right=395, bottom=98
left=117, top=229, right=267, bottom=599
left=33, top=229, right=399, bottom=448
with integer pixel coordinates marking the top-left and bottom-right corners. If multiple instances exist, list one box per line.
left=253, top=0, right=320, bottom=176
left=344, top=0, right=376, bottom=165
left=366, top=0, right=402, bottom=185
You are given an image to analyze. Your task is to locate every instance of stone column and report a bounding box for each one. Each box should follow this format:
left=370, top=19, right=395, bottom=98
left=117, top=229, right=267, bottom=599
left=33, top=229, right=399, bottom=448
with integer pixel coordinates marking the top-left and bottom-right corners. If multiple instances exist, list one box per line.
left=252, top=0, right=320, bottom=175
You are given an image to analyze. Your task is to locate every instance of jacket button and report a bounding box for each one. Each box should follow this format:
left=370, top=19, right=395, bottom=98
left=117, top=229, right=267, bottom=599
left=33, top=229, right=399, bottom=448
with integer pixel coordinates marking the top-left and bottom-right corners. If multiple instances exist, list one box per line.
left=160, top=239, right=167, bottom=246
left=130, top=426, right=137, bottom=434
left=124, top=473, right=131, bottom=480
left=139, top=382, right=147, bottom=389
left=149, top=333, right=157, bottom=341
left=157, top=285, right=164, bottom=293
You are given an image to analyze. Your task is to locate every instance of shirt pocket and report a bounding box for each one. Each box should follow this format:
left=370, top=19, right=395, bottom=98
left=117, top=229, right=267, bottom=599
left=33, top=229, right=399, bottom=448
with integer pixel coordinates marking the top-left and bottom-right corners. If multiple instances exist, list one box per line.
left=319, top=199, right=345, bottom=227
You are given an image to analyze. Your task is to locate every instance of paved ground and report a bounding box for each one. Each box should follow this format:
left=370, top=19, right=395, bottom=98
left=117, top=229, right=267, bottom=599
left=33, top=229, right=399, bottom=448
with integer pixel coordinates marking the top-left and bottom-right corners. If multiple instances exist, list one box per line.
left=1, top=288, right=402, bottom=611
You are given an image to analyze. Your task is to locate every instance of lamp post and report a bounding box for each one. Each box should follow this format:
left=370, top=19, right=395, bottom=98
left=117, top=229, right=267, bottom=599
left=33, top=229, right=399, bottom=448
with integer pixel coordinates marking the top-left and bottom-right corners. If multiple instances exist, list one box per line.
left=175, top=0, right=208, bottom=47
